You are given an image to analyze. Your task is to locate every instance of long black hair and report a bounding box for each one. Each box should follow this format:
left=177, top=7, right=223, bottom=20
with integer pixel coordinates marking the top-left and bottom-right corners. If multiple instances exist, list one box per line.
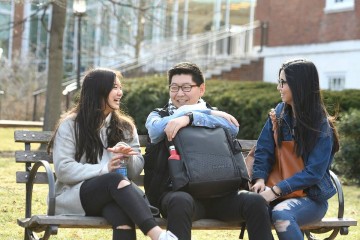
left=48, top=68, right=134, bottom=164
left=278, top=59, right=339, bottom=157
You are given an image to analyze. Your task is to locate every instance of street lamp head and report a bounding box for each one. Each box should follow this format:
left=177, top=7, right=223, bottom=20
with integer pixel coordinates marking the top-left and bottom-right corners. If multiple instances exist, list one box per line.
left=73, top=0, right=86, bottom=15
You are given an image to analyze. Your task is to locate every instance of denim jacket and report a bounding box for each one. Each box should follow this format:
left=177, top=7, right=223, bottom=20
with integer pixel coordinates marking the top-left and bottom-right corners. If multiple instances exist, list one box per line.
left=252, top=102, right=336, bottom=201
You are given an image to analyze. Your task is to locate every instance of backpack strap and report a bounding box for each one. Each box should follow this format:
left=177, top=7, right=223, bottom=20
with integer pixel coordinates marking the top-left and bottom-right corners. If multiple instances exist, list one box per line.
left=144, top=104, right=170, bottom=208
left=144, top=101, right=216, bottom=206
left=153, top=102, right=214, bottom=118
left=152, top=104, right=170, bottom=117
left=205, top=102, right=216, bottom=110
left=239, top=222, right=246, bottom=239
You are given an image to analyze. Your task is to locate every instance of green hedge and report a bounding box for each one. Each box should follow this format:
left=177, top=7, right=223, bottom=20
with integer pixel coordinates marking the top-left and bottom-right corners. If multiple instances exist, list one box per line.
left=332, top=109, right=360, bottom=184
left=121, top=77, right=360, bottom=139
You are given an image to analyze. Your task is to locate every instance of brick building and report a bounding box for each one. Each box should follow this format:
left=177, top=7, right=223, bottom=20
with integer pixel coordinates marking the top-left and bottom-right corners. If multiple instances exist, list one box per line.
left=255, top=0, right=360, bottom=90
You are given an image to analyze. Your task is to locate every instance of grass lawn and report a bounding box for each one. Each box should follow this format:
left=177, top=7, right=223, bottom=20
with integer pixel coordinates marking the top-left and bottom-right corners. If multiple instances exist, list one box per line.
left=0, top=127, right=358, bottom=239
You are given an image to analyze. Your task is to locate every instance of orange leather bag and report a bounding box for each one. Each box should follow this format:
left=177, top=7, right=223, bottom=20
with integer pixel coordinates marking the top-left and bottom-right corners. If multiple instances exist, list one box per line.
left=266, top=140, right=306, bottom=199
left=246, top=109, right=306, bottom=200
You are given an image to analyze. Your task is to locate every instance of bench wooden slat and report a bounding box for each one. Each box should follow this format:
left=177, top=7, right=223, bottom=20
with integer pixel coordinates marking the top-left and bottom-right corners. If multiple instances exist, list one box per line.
left=301, top=218, right=357, bottom=229
left=14, top=131, right=52, bottom=143
left=13, top=131, right=256, bottom=153
left=17, top=216, right=111, bottom=232
left=18, top=215, right=357, bottom=232
left=138, top=135, right=148, bottom=148
left=13, top=130, right=358, bottom=239
left=15, top=150, right=53, bottom=163
left=16, top=171, right=144, bottom=185
left=139, top=135, right=256, bottom=152
left=16, top=172, right=52, bottom=184
left=237, top=139, right=257, bottom=152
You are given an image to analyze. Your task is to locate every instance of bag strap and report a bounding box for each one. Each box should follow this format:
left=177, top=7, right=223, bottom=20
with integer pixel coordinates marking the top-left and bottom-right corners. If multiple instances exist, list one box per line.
left=153, top=104, right=170, bottom=118
left=269, top=108, right=279, bottom=146
left=131, top=182, right=160, bottom=216
left=239, top=222, right=246, bottom=239
left=146, top=105, right=170, bottom=143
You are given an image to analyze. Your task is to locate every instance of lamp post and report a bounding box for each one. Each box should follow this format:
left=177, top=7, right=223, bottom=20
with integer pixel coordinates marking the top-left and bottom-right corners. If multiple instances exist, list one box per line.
left=0, top=90, right=4, bottom=119
left=73, top=0, right=86, bottom=91
left=248, top=0, right=256, bottom=52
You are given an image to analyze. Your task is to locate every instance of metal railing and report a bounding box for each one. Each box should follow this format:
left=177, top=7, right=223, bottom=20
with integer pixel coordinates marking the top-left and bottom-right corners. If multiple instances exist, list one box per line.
left=62, top=21, right=263, bottom=93
left=32, top=21, right=265, bottom=119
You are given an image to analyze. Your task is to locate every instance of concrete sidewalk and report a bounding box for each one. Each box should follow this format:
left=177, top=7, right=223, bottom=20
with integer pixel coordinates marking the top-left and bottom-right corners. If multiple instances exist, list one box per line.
left=0, top=120, right=43, bottom=128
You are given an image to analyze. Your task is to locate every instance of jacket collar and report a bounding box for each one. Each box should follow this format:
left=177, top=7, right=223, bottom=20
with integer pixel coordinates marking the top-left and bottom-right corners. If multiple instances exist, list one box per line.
left=104, top=112, right=112, bottom=128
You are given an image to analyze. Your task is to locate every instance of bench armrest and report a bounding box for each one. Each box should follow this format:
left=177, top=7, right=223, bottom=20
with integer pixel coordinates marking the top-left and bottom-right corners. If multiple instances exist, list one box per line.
left=306, top=170, right=346, bottom=239
left=26, top=160, right=56, bottom=218
left=329, top=170, right=344, bottom=219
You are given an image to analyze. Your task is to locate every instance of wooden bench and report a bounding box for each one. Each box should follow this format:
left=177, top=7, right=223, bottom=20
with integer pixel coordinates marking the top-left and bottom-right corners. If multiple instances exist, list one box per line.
left=14, top=130, right=357, bottom=240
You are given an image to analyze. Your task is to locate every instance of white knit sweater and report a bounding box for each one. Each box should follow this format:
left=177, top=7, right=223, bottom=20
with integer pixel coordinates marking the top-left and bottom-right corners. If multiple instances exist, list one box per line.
left=52, top=113, right=144, bottom=215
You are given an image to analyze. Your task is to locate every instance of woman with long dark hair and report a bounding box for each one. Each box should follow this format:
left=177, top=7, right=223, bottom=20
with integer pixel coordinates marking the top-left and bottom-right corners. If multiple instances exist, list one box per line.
left=48, top=68, right=177, bottom=240
left=251, top=59, right=339, bottom=240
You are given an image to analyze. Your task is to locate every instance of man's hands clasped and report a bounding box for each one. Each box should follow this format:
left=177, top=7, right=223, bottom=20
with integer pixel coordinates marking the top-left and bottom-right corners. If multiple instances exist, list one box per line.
left=211, top=110, right=239, bottom=127
left=164, top=111, right=240, bottom=142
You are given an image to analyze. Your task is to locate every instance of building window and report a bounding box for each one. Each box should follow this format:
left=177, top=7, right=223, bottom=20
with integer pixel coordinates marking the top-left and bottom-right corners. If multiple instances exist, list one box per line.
left=324, top=0, right=355, bottom=13
left=328, top=75, right=345, bottom=91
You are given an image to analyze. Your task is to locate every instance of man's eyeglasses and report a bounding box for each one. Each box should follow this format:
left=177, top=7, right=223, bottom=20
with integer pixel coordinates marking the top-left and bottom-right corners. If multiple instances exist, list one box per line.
left=169, top=84, right=198, bottom=92
left=277, top=79, right=287, bottom=88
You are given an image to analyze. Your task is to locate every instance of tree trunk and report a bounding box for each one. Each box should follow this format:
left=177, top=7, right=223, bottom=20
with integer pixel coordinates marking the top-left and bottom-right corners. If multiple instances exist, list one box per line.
left=135, top=0, right=145, bottom=60
left=43, top=0, right=67, bottom=131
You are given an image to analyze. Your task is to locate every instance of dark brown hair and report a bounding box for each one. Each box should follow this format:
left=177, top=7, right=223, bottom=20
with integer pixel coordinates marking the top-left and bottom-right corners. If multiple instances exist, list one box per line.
left=48, top=68, right=134, bottom=164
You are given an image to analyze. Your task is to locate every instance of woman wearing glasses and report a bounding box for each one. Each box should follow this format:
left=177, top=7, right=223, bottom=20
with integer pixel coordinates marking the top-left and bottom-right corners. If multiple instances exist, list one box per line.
left=144, top=62, right=273, bottom=240
left=251, top=59, right=340, bottom=240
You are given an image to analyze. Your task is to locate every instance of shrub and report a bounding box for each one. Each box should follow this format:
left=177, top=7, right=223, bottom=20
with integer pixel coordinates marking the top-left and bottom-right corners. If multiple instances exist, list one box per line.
left=122, top=78, right=280, bottom=138
left=120, top=76, right=360, bottom=183
left=322, top=89, right=360, bottom=116
left=121, top=77, right=360, bottom=140
left=121, top=76, right=169, bottom=134
left=332, top=109, right=360, bottom=184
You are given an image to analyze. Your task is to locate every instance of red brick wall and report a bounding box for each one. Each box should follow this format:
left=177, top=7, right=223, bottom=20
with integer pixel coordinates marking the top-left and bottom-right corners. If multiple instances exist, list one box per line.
left=255, top=0, right=360, bottom=46
left=212, top=58, right=263, bottom=81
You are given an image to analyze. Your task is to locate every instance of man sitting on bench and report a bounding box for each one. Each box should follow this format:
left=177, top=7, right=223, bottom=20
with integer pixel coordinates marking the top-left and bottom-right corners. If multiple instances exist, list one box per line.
left=144, top=62, right=273, bottom=240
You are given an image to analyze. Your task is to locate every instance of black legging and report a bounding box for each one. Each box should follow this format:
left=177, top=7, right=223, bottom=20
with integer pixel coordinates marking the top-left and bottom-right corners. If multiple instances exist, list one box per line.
left=160, top=190, right=273, bottom=240
left=80, top=172, right=157, bottom=240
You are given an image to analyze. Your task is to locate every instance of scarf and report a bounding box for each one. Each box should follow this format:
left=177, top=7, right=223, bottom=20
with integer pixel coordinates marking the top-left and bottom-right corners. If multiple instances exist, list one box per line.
left=167, top=98, right=207, bottom=115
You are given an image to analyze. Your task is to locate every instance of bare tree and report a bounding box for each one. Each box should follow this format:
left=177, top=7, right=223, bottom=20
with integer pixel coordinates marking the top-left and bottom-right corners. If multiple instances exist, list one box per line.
left=0, top=54, right=46, bottom=121
left=135, top=0, right=146, bottom=60
left=0, top=1, right=66, bottom=124
left=43, top=0, right=67, bottom=131
left=105, top=0, right=162, bottom=59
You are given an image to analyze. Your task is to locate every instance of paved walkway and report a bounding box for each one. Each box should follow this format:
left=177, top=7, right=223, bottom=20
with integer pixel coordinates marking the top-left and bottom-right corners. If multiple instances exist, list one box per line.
left=0, top=120, right=43, bottom=128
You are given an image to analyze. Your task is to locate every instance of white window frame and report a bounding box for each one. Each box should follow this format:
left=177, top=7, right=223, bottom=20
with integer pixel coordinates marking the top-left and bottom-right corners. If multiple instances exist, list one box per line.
left=328, top=74, right=346, bottom=91
left=324, top=0, right=355, bottom=13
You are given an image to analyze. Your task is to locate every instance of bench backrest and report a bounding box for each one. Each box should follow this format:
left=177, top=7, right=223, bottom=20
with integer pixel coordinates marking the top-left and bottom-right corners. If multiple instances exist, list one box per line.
left=14, top=130, right=256, bottom=185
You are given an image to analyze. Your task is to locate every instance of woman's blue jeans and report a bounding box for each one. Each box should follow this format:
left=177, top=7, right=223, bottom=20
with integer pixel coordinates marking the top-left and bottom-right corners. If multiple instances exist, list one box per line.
left=270, top=197, right=328, bottom=240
